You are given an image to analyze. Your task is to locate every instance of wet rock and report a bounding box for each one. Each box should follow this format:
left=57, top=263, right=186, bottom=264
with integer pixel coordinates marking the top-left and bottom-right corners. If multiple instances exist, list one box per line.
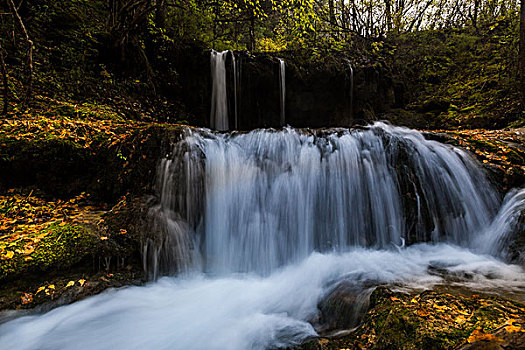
left=316, top=281, right=374, bottom=334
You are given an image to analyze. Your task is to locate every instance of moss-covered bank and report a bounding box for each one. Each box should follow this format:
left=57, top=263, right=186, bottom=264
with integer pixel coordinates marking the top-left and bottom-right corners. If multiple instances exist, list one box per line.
left=298, top=287, right=525, bottom=350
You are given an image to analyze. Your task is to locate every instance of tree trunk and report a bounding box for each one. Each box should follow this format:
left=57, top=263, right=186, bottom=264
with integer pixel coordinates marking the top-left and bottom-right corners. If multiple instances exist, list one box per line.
left=518, top=0, right=525, bottom=105
left=249, top=14, right=255, bottom=52
left=7, top=0, right=33, bottom=105
left=385, top=0, right=392, bottom=32
left=472, top=0, right=480, bottom=28
left=154, top=0, right=166, bottom=28
left=0, top=41, right=8, bottom=116
left=328, top=0, right=336, bottom=27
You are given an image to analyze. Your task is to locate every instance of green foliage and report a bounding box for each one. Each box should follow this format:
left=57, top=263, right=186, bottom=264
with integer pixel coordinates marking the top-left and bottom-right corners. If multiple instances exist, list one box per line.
left=388, top=18, right=521, bottom=129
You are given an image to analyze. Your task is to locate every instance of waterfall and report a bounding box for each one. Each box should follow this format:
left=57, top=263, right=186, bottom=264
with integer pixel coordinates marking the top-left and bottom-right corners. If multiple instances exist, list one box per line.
left=278, top=58, right=286, bottom=126
left=210, top=50, right=229, bottom=131
left=148, top=122, right=501, bottom=276
left=232, top=52, right=238, bottom=130
left=345, top=59, right=354, bottom=120
left=478, top=187, right=525, bottom=257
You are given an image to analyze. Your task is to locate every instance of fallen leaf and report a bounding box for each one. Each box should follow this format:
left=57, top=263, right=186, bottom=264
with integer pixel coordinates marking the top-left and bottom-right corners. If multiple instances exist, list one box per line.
left=3, top=251, right=14, bottom=259
left=454, top=315, right=467, bottom=324
left=416, top=309, right=430, bottom=317
left=35, top=286, right=45, bottom=294
left=78, top=279, right=86, bottom=286
left=20, top=293, right=33, bottom=305
left=504, top=325, right=525, bottom=333
left=65, top=281, right=75, bottom=288
left=119, top=229, right=127, bottom=234
left=467, top=329, right=504, bottom=343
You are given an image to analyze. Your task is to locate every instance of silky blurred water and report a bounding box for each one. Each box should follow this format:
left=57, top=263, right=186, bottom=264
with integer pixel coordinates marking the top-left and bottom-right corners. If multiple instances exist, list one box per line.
left=1, top=245, right=525, bottom=350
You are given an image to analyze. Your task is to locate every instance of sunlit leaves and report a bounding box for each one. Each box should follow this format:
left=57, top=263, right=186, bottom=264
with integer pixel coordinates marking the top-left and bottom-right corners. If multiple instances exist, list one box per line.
left=0, top=190, right=104, bottom=262
left=467, top=328, right=504, bottom=343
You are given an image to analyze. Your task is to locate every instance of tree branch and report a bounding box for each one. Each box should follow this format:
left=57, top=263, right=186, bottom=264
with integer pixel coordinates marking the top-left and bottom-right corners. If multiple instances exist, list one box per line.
left=7, top=0, right=32, bottom=105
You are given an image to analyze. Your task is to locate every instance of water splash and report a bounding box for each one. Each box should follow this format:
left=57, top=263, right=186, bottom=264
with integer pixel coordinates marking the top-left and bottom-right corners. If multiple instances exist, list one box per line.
left=2, top=244, right=524, bottom=350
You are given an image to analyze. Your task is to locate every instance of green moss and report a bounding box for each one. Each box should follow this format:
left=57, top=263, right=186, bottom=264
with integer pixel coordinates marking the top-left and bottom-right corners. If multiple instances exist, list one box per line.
left=0, top=222, right=100, bottom=281
left=467, top=138, right=501, bottom=153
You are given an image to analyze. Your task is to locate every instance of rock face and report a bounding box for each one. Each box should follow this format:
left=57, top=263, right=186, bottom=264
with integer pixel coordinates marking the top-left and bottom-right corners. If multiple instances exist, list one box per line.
left=173, top=51, right=399, bottom=129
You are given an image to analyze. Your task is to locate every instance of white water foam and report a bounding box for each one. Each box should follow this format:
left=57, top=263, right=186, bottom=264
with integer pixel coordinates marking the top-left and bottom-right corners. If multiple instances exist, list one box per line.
left=1, top=244, right=524, bottom=350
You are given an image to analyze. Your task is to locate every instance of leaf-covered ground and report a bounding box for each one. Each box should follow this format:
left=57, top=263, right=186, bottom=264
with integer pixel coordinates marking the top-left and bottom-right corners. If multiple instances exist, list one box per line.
left=426, top=128, right=525, bottom=191
left=0, top=190, right=104, bottom=269
left=0, top=187, right=145, bottom=310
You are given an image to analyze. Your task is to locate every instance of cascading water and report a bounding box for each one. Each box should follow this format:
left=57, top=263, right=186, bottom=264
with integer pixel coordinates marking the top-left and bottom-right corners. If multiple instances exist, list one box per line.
left=145, top=122, right=500, bottom=276
left=2, top=123, right=525, bottom=350
left=345, top=59, right=354, bottom=119
left=278, top=58, right=286, bottom=126
left=210, top=50, right=229, bottom=131
left=478, top=187, right=525, bottom=257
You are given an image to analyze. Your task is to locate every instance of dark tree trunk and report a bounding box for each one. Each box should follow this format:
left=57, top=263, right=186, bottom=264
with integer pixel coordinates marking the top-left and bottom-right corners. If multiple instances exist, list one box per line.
left=472, top=0, right=480, bottom=28
left=249, top=14, right=255, bottom=51
left=0, top=41, right=8, bottom=115
left=154, top=0, right=166, bottom=28
left=518, top=0, right=525, bottom=104
left=385, top=0, right=392, bottom=32
left=328, top=0, right=336, bottom=26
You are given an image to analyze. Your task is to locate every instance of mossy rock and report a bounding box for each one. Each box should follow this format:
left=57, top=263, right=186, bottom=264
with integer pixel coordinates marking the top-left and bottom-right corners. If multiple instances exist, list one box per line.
left=295, top=287, right=525, bottom=350
left=0, top=222, right=100, bottom=281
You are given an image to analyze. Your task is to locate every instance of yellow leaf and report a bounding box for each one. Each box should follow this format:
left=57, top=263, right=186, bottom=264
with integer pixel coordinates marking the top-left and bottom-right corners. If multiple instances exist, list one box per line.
left=58, top=221, right=67, bottom=226
left=36, top=286, right=45, bottom=294
left=467, top=329, right=504, bottom=343
left=100, top=236, right=108, bottom=240
left=2, top=251, right=14, bottom=259
left=504, top=325, right=525, bottom=333
left=416, top=309, right=430, bottom=317
left=454, top=315, right=467, bottom=324
left=78, top=279, right=86, bottom=286
left=48, top=284, right=55, bottom=289
left=66, top=281, right=75, bottom=288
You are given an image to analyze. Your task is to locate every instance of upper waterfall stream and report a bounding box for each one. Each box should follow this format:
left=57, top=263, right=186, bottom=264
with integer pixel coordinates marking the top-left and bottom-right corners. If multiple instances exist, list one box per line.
left=2, top=123, right=525, bottom=350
